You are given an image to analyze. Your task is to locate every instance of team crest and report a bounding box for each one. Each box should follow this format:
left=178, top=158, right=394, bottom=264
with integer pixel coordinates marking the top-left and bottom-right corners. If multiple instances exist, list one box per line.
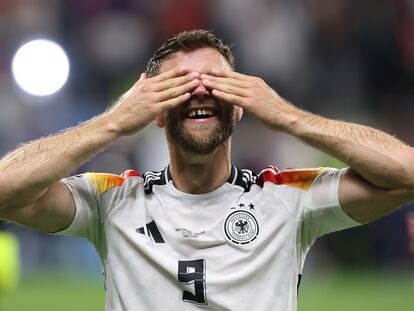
left=224, top=211, right=259, bottom=245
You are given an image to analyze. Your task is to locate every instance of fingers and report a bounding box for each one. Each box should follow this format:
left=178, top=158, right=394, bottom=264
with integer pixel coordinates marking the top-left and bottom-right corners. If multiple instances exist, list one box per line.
left=139, top=73, right=147, bottom=81
left=201, top=76, right=250, bottom=97
left=201, top=74, right=250, bottom=89
left=211, top=89, right=246, bottom=108
left=157, top=79, right=199, bottom=101
left=152, top=71, right=200, bottom=92
left=150, top=67, right=189, bottom=82
left=160, top=92, right=191, bottom=110
left=207, top=69, right=249, bottom=81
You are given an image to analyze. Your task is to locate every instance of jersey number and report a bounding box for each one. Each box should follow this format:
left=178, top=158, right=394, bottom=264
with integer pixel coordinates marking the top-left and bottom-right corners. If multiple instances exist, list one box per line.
left=178, top=259, right=207, bottom=304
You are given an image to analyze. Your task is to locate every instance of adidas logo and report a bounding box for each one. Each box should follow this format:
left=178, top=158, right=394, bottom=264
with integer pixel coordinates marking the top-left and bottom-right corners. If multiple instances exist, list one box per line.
left=136, top=220, right=165, bottom=243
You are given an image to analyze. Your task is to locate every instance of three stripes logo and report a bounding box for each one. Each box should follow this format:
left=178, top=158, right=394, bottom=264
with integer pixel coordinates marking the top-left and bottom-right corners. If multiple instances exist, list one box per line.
left=136, top=220, right=165, bottom=243
left=240, top=169, right=258, bottom=192
left=143, top=171, right=165, bottom=194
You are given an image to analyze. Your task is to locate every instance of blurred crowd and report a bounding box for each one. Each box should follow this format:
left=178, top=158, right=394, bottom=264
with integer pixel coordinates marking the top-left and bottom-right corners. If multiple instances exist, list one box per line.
left=0, top=0, right=413, bottom=275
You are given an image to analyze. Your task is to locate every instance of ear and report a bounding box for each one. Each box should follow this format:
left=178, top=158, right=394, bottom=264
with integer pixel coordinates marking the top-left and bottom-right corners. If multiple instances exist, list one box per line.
left=154, top=113, right=166, bottom=128
left=235, top=106, right=243, bottom=122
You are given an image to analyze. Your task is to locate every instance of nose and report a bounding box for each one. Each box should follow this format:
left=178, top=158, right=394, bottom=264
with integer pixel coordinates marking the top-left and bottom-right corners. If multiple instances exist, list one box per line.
left=191, top=80, right=210, bottom=97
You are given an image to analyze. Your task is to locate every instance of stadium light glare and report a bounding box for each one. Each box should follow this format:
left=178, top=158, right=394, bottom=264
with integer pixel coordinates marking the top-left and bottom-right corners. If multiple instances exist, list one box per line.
left=12, top=39, right=70, bottom=96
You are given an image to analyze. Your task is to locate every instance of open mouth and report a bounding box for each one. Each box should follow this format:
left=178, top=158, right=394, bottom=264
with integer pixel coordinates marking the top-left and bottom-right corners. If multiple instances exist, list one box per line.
left=185, top=107, right=218, bottom=119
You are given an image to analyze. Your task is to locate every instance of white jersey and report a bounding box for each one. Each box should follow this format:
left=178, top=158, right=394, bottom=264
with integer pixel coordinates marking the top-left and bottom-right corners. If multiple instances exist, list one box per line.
left=57, top=165, right=360, bottom=311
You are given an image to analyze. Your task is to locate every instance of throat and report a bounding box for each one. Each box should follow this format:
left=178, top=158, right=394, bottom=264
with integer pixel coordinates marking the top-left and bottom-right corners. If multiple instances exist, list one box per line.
left=169, top=158, right=232, bottom=194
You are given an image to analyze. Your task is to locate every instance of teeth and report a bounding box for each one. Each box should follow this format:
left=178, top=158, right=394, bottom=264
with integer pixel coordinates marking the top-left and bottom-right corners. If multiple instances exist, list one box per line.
left=187, top=108, right=215, bottom=118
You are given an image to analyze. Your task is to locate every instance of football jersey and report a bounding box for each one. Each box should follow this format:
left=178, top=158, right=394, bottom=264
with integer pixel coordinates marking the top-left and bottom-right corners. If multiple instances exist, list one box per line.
left=57, top=165, right=361, bottom=311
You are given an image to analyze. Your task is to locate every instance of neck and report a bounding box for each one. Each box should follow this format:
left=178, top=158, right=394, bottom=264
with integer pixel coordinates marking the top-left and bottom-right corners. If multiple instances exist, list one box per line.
left=168, top=140, right=232, bottom=194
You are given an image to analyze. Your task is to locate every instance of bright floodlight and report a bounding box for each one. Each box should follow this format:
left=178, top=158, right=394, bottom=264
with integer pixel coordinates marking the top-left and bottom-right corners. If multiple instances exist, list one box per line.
left=12, top=39, right=70, bottom=96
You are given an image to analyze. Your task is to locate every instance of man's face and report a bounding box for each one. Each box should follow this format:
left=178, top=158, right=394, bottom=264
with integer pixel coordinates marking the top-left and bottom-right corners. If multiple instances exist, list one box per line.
left=157, top=48, right=241, bottom=155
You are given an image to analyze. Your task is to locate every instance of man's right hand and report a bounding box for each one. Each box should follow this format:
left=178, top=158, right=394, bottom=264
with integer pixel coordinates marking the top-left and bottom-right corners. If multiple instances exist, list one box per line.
left=0, top=67, right=199, bottom=232
left=107, top=67, right=200, bottom=136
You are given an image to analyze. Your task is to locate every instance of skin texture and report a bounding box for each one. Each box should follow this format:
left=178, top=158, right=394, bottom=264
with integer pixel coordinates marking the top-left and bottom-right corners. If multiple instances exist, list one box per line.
left=0, top=47, right=413, bottom=233
left=200, top=66, right=414, bottom=222
left=0, top=66, right=201, bottom=232
left=154, top=48, right=242, bottom=194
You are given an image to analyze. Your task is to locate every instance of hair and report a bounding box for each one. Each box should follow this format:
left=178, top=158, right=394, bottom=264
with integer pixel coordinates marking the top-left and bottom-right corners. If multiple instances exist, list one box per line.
left=146, top=29, right=235, bottom=77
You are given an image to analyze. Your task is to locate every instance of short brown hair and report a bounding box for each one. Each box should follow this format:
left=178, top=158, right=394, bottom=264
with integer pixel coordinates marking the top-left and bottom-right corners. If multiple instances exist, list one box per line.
left=146, top=29, right=235, bottom=77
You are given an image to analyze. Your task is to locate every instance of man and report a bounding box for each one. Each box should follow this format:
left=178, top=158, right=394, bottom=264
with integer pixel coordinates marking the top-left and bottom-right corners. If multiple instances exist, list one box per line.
left=0, top=30, right=413, bottom=310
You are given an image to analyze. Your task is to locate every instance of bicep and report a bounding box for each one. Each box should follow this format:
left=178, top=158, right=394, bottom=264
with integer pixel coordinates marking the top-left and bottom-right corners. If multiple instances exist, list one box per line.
left=339, top=168, right=414, bottom=223
left=0, top=181, right=75, bottom=233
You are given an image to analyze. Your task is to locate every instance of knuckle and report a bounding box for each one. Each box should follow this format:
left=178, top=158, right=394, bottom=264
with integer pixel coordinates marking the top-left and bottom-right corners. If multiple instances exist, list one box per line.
left=140, top=83, right=150, bottom=93
left=164, top=80, right=174, bottom=89
left=164, top=99, right=174, bottom=108
left=186, top=81, right=196, bottom=89
left=170, top=89, right=179, bottom=98
left=154, top=93, right=164, bottom=102
left=147, top=104, right=160, bottom=115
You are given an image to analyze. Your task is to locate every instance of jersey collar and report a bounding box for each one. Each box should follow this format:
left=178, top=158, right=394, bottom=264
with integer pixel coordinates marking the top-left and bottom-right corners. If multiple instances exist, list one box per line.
left=163, top=165, right=257, bottom=192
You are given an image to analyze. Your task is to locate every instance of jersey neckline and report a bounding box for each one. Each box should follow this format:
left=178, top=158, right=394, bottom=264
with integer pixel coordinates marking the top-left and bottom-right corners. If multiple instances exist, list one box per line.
left=142, top=165, right=258, bottom=195
left=162, top=165, right=242, bottom=199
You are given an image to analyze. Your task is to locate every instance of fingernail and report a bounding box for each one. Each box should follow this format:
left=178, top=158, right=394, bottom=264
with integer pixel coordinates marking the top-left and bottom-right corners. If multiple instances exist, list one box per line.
left=191, top=79, right=199, bottom=85
left=202, top=79, right=211, bottom=85
left=212, top=69, right=220, bottom=75
left=179, top=67, right=187, bottom=73
left=200, top=73, right=209, bottom=79
left=190, top=72, right=200, bottom=79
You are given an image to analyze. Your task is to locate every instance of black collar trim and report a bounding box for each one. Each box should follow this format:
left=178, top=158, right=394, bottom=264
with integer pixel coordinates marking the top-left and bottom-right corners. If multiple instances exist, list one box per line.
left=143, top=165, right=258, bottom=194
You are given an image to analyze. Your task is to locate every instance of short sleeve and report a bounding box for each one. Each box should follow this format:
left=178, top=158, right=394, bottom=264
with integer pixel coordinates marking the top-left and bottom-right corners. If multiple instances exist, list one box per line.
left=300, top=168, right=361, bottom=249
left=55, top=171, right=138, bottom=247
left=55, top=174, right=101, bottom=245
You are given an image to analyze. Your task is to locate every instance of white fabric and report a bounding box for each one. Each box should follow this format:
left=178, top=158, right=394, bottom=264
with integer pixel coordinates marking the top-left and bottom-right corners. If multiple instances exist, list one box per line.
left=57, top=167, right=360, bottom=311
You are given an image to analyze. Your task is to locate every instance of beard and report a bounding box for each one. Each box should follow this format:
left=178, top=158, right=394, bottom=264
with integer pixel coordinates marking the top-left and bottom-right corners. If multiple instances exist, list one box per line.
left=165, top=100, right=235, bottom=155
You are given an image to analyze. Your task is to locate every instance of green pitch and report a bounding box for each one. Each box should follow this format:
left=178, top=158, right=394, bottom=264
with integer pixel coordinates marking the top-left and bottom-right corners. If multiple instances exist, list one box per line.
left=299, top=270, right=414, bottom=311
left=0, top=271, right=104, bottom=311
left=0, top=270, right=413, bottom=310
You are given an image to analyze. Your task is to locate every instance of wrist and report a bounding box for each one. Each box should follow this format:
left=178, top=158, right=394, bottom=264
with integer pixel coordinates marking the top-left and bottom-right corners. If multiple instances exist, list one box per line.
left=274, top=102, right=311, bottom=135
left=94, top=112, right=125, bottom=139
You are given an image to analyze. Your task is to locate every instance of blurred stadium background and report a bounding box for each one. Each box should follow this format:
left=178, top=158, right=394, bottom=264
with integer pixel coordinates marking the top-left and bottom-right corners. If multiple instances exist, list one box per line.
left=0, top=0, right=414, bottom=310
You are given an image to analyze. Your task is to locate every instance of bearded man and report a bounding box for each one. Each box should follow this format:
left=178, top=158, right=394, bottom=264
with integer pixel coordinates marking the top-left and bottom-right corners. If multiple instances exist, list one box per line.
left=0, top=30, right=413, bottom=311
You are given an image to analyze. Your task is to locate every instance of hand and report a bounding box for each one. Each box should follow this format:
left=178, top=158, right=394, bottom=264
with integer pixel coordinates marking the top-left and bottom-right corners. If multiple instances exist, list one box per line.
left=107, top=67, right=200, bottom=136
left=201, top=69, right=300, bottom=131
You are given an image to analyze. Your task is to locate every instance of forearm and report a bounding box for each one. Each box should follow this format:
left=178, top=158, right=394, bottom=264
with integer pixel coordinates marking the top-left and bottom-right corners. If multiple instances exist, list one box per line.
left=0, top=113, right=120, bottom=210
left=283, top=108, right=414, bottom=190
left=0, top=68, right=196, bottom=212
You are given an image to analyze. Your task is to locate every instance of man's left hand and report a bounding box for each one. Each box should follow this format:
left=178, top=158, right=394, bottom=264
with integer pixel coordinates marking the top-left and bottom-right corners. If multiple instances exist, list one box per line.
left=201, top=69, right=301, bottom=131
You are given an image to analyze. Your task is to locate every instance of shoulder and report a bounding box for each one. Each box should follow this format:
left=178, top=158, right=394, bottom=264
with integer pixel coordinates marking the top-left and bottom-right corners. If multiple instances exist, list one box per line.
left=79, top=170, right=142, bottom=195
left=233, top=165, right=329, bottom=192
left=256, top=166, right=329, bottom=191
left=141, top=168, right=170, bottom=194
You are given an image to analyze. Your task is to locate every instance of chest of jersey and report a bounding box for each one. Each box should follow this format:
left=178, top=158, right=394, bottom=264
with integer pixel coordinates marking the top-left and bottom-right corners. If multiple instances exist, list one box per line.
left=102, top=182, right=300, bottom=310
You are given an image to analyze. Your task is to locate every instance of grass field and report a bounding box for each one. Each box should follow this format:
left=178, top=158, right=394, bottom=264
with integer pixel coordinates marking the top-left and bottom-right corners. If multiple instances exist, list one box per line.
left=0, top=270, right=413, bottom=310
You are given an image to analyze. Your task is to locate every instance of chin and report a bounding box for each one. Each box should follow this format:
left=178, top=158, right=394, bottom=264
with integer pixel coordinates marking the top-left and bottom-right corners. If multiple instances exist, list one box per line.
left=166, top=109, right=235, bottom=155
